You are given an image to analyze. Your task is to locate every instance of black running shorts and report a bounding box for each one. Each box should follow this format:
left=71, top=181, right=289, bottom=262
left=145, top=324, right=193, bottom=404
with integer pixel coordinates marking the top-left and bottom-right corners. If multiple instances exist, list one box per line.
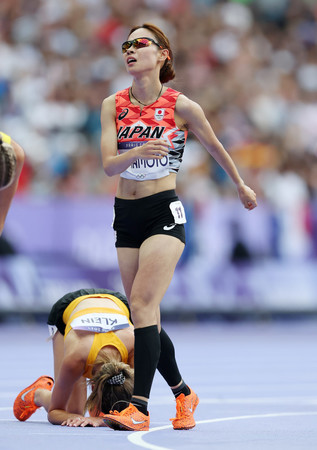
left=113, top=189, right=186, bottom=248
left=47, top=288, right=131, bottom=335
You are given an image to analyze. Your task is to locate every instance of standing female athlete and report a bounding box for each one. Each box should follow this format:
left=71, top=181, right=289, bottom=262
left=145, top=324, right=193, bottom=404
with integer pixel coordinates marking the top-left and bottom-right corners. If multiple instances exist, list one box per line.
left=13, top=288, right=134, bottom=427
left=100, top=23, right=257, bottom=431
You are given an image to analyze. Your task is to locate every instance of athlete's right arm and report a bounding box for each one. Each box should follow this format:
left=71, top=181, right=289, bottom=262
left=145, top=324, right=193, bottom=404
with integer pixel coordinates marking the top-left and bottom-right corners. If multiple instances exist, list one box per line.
left=100, top=95, right=169, bottom=177
left=47, top=353, right=86, bottom=425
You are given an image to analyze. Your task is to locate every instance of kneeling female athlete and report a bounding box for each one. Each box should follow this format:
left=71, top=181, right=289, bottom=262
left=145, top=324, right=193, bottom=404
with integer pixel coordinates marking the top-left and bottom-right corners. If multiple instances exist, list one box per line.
left=13, top=288, right=134, bottom=427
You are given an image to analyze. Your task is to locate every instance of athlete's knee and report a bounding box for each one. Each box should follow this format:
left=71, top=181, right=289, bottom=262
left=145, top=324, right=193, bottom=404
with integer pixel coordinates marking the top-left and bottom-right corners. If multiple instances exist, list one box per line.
left=129, top=294, right=157, bottom=326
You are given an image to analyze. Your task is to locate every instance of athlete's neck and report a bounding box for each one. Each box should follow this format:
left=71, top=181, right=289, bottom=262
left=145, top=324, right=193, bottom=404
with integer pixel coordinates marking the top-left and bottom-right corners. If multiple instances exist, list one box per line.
left=130, top=78, right=163, bottom=105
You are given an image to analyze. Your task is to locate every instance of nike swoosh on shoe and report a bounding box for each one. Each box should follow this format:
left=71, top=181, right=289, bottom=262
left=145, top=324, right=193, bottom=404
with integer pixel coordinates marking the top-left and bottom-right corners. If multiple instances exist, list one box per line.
left=21, top=388, right=34, bottom=402
left=131, top=418, right=147, bottom=425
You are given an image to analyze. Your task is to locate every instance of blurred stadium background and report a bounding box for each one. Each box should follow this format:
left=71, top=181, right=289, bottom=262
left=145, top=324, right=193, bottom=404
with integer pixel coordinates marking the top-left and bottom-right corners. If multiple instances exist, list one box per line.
left=1, top=0, right=317, bottom=319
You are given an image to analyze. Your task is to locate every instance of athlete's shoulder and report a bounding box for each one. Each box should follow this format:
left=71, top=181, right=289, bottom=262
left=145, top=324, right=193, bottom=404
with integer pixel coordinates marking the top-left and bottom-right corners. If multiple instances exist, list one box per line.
left=175, top=93, right=202, bottom=116
left=101, top=93, right=116, bottom=107
left=174, top=94, right=206, bottom=130
left=101, top=94, right=117, bottom=118
left=175, top=91, right=196, bottom=106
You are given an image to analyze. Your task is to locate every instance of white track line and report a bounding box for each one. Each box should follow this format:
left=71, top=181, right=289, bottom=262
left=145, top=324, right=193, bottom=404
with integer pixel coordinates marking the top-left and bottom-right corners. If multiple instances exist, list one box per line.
left=128, top=411, right=317, bottom=450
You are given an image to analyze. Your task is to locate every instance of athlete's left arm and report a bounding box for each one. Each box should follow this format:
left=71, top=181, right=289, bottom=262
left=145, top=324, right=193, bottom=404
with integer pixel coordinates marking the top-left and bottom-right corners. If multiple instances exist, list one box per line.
left=175, top=95, right=257, bottom=210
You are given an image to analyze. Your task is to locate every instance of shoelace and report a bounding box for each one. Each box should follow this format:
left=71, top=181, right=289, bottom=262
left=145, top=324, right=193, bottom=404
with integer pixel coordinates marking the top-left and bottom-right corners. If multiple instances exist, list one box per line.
left=177, top=394, right=193, bottom=417
left=109, top=405, right=135, bottom=417
left=170, top=396, right=186, bottom=421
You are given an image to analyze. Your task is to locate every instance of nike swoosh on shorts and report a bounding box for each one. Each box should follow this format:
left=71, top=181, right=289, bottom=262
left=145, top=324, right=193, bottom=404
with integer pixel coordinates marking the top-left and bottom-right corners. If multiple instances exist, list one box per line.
left=163, top=224, right=176, bottom=231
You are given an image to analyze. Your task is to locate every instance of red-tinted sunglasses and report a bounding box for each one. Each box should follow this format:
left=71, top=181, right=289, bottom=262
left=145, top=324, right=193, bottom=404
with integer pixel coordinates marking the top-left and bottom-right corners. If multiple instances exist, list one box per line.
left=122, top=37, right=162, bottom=53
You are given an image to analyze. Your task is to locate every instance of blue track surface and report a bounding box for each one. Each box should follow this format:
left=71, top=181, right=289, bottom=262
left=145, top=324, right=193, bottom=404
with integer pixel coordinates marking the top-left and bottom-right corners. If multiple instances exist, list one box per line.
left=1, top=320, right=317, bottom=449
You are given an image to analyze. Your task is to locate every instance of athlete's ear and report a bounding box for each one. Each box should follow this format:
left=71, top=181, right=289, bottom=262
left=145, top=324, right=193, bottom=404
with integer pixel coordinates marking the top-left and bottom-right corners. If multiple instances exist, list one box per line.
left=160, top=49, right=171, bottom=63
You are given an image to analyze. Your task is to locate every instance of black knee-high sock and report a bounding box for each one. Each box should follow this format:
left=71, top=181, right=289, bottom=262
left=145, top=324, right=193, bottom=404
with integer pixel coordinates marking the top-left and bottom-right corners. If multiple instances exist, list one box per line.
left=157, top=328, right=190, bottom=397
left=132, top=325, right=161, bottom=412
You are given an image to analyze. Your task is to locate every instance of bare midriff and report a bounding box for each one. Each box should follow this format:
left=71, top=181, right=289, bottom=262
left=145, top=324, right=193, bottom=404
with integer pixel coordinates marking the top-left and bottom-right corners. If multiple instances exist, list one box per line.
left=116, top=172, right=177, bottom=199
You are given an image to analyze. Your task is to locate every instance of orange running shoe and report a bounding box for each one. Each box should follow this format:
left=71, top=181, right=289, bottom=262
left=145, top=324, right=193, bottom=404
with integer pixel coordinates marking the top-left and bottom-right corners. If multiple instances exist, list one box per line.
left=103, top=403, right=150, bottom=431
left=170, top=387, right=199, bottom=430
left=13, top=376, right=54, bottom=421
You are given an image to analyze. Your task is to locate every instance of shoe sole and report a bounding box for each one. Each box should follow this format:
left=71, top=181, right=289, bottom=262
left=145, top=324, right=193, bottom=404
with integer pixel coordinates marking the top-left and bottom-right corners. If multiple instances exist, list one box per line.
left=103, top=417, right=149, bottom=431
left=174, top=424, right=196, bottom=430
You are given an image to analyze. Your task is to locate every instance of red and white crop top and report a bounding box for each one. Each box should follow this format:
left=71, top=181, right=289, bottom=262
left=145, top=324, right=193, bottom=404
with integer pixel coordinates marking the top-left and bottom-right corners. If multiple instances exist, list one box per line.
left=115, top=87, right=188, bottom=181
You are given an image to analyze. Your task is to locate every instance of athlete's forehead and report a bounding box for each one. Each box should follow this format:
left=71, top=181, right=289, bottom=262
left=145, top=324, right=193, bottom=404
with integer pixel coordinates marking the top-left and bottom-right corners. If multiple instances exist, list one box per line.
left=128, top=28, right=156, bottom=41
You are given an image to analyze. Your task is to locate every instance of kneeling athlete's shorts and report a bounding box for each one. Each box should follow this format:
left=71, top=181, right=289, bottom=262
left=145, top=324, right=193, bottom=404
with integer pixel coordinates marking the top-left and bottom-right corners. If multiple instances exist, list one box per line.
left=47, top=288, right=131, bottom=335
left=113, top=189, right=186, bottom=248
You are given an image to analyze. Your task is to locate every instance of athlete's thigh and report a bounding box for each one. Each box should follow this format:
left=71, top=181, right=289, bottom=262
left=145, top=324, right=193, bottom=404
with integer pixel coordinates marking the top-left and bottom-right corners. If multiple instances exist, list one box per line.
left=116, top=247, right=139, bottom=301
left=133, top=234, right=184, bottom=305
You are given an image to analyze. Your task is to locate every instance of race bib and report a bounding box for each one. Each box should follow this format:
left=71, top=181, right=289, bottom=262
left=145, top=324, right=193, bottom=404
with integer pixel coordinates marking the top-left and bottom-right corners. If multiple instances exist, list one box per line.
left=169, top=200, right=186, bottom=224
left=70, top=312, right=129, bottom=333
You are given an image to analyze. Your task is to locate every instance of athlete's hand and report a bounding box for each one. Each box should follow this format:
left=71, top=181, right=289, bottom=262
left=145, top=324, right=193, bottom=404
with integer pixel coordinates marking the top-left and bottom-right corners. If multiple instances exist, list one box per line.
left=61, top=416, right=107, bottom=427
left=61, top=416, right=85, bottom=427
left=237, top=184, right=257, bottom=210
left=136, top=139, right=169, bottom=160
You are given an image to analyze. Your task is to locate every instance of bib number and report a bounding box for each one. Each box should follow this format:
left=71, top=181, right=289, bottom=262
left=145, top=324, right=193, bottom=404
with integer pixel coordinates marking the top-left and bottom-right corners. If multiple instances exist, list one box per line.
left=169, top=200, right=186, bottom=224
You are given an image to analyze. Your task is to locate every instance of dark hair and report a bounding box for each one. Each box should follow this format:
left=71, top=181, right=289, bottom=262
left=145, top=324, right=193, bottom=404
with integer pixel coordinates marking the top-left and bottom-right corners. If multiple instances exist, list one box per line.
left=129, top=23, right=175, bottom=84
left=85, top=360, right=134, bottom=415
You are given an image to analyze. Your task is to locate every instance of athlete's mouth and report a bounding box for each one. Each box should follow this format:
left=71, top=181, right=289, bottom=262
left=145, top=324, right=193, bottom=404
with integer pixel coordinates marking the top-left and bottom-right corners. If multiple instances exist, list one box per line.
left=127, top=57, right=136, bottom=65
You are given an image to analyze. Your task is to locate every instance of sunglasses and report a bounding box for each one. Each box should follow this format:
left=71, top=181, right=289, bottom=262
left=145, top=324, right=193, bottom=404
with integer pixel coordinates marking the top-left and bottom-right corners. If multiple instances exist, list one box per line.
left=122, top=37, right=162, bottom=53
